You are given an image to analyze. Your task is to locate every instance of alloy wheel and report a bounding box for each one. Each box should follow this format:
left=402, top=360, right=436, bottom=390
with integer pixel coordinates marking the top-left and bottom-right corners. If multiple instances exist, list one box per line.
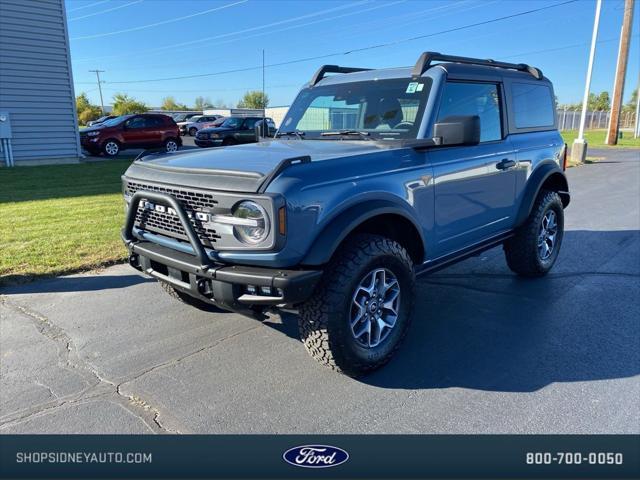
left=537, top=210, right=558, bottom=261
left=105, top=141, right=118, bottom=156
left=349, top=268, right=401, bottom=348
left=165, top=140, right=178, bottom=152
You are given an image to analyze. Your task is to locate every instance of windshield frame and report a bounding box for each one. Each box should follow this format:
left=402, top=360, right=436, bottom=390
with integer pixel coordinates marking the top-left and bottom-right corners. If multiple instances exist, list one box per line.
left=280, top=77, right=433, bottom=141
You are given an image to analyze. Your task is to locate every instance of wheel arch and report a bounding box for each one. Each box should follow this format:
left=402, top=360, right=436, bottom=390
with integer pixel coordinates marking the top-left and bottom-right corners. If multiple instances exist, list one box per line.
left=301, top=200, right=426, bottom=266
left=514, top=163, right=570, bottom=228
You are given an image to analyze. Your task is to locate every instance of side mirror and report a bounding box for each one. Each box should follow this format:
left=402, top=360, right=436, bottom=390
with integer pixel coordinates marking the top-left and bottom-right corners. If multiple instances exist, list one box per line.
left=433, top=115, right=480, bottom=146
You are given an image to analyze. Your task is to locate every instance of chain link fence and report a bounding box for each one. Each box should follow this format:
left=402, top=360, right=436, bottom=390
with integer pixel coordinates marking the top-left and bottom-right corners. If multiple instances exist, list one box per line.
left=556, top=108, right=637, bottom=131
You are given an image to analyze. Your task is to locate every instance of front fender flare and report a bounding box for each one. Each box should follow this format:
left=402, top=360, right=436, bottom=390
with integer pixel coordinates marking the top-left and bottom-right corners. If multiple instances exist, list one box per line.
left=301, top=200, right=425, bottom=266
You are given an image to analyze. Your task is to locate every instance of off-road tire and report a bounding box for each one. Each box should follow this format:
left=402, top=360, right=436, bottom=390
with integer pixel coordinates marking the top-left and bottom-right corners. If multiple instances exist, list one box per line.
left=298, top=234, right=416, bottom=377
left=158, top=281, right=220, bottom=312
left=504, top=190, right=564, bottom=277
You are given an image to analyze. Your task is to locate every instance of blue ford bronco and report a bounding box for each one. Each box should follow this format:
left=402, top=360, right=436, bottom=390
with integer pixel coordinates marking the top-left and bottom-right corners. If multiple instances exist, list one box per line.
left=122, top=52, right=569, bottom=376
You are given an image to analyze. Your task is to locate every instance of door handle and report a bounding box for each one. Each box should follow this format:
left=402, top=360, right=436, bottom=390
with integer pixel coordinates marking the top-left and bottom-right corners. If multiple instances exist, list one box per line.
left=496, top=158, right=516, bottom=170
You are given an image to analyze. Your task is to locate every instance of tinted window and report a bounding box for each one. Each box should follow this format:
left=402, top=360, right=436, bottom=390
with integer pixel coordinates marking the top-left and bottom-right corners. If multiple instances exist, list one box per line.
left=512, top=83, right=555, bottom=128
left=126, top=116, right=147, bottom=129
left=243, top=118, right=259, bottom=129
left=437, top=82, right=502, bottom=142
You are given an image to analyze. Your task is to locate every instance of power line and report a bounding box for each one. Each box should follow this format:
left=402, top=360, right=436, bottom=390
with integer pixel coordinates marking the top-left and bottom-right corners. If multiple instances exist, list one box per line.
left=103, top=0, right=579, bottom=85
left=71, top=0, right=248, bottom=40
left=66, top=0, right=109, bottom=13
left=68, top=0, right=143, bottom=21
left=71, top=0, right=370, bottom=63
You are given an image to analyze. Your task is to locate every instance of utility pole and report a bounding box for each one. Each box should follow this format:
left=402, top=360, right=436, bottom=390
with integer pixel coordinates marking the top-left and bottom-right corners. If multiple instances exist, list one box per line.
left=89, top=69, right=105, bottom=115
left=572, top=0, right=601, bottom=164
left=606, top=0, right=635, bottom=145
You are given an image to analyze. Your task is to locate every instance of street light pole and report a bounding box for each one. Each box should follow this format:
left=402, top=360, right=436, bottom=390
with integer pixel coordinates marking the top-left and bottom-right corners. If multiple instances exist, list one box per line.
left=572, top=0, right=602, bottom=165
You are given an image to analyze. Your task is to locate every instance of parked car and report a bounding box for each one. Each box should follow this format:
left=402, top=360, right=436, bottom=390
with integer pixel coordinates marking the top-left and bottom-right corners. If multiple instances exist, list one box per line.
left=80, top=113, right=181, bottom=157
left=171, top=112, right=201, bottom=123
left=199, top=116, right=226, bottom=130
left=87, top=115, right=116, bottom=127
left=122, top=52, right=569, bottom=376
left=194, top=116, right=276, bottom=147
left=178, top=115, right=222, bottom=136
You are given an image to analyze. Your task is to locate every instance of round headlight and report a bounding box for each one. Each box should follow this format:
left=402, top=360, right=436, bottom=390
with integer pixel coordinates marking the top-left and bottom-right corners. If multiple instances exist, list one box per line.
left=232, top=201, right=269, bottom=245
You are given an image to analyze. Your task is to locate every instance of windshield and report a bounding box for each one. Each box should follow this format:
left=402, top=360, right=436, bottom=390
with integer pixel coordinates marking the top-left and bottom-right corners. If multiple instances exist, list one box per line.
left=100, top=115, right=129, bottom=127
left=220, top=117, right=243, bottom=128
left=281, top=78, right=432, bottom=140
left=188, top=115, right=203, bottom=122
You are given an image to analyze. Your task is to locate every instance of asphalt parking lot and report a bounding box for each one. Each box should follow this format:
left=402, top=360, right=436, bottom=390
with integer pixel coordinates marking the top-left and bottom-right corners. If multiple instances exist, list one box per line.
left=1, top=148, right=638, bottom=434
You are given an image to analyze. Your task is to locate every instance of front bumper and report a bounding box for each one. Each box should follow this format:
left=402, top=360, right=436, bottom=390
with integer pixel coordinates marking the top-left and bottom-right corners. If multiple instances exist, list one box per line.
left=195, top=138, right=223, bottom=147
left=122, top=190, right=321, bottom=311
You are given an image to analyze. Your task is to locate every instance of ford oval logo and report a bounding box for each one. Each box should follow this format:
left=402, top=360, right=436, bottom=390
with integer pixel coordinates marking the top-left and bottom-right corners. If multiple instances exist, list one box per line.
left=283, top=445, right=349, bottom=468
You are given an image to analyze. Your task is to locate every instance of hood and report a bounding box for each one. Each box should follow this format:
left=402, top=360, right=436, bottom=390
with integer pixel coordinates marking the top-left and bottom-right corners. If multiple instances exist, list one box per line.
left=198, top=126, right=233, bottom=133
left=124, top=140, right=387, bottom=193
left=80, top=125, right=106, bottom=134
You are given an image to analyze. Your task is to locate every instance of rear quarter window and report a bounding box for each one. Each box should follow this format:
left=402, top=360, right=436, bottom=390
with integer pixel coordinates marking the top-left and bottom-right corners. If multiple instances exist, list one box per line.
left=512, top=83, right=555, bottom=129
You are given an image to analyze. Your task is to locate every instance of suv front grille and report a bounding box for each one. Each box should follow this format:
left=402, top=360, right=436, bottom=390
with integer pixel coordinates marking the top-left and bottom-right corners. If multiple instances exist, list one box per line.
left=126, top=181, right=220, bottom=247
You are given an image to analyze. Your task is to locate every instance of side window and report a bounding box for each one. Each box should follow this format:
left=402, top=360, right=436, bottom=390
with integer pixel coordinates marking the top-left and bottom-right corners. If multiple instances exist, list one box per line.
left=126, top=116, right=146, bottom=129
left=436, top=82, right=502, bottom=142
left=512, top=83, right=555, bottom=129
left=243, top=118, right=259, bottom=130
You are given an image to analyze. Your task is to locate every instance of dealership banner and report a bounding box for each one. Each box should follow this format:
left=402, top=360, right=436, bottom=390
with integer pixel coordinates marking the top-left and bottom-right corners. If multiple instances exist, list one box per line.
left=1, top=435, right=638, bottom=479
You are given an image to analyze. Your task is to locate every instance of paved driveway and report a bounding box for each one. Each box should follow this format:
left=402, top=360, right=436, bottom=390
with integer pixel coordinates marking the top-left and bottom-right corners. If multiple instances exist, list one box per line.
left=1, top=148, right=639, bottom=434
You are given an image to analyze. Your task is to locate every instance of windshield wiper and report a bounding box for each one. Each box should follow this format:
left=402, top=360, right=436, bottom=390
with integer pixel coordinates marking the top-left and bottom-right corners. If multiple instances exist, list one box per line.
left=320, top=130, right=371, bottom=140
left=276, top=130, right=305, bottom=140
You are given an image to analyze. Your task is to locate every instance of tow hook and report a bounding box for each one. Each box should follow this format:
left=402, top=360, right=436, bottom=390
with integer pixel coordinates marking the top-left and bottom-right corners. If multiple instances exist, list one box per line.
left=129, top=253, right=140, bottom=270
left=197, top=278, right=213, bottom=297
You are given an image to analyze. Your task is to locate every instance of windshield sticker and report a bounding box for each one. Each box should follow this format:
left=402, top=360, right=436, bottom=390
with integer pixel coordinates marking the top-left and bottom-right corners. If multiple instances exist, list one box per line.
left=406, top=82, right=418, bottom=93
left=416, top=83, right=425, bottom=92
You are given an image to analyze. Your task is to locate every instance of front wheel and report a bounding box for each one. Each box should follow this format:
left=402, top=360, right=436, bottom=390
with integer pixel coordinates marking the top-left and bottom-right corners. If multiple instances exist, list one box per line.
left=102, top=139, right=120, bottom=157
left=189, top=127, right=197, bottom=136
left=298, top=234, right=415, bottom=377
left=504, top=190, right=564, bottom=277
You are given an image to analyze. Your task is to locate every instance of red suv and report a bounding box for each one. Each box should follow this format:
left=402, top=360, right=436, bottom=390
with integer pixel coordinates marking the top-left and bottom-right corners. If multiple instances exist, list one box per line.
left=80, top=114, right=182, bottom=157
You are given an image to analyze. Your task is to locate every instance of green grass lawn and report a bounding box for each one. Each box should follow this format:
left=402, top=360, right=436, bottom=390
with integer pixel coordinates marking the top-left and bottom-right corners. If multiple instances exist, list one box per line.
left=0, top=161, right=133, bottom=285
left=562, top=129, right=640, bottom=148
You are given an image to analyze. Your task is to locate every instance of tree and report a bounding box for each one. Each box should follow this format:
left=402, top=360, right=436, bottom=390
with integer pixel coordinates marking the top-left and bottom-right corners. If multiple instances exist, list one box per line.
left=592, top=91, right=610, bottom=111
left=112, top=93, right=148, bottom=115
left=623, top=87, right=638, bottom=112
left=237, top=90, right=268, bottom=109
left=75, top=92, right=101, bottom=125
left=214, top=98, right=229, bottom=108
left=193, top=96, right=213, bottom=110
left=160, top=96, right=188, bottom=111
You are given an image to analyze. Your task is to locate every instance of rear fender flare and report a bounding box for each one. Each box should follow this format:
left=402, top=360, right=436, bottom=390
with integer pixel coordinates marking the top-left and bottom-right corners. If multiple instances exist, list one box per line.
left=514, top=162, right=569, bottom=227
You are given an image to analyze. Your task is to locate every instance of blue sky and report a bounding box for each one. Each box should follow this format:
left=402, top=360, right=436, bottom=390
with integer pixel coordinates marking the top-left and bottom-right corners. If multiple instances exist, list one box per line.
left=66, top=0, right=639, bottom=109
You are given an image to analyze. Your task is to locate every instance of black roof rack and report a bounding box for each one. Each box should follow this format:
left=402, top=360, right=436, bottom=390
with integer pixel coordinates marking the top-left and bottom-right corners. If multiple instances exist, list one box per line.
left=411, top=51, right=543, bottom=80
left=310, top=65, right=372, bottom=86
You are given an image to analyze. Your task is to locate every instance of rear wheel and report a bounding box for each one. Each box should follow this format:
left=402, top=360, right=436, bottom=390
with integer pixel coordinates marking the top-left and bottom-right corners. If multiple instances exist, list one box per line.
left=102, top=139, right=120, bottom=157
left=164, top=138, right=179, bottom=153
left=504, top=190, right=564, bottom=276
left=298, top=234, right=415, bottom=377
left=189, top=127, right=197, bottom=136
